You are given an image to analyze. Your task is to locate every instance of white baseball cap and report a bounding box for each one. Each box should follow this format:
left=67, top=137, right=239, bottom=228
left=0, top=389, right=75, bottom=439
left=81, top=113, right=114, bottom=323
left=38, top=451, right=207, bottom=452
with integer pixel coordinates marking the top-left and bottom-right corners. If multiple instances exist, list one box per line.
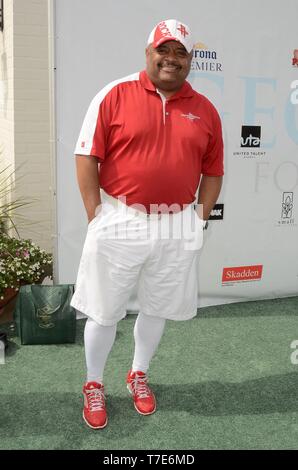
left=147, top=19, right=194, bottom=53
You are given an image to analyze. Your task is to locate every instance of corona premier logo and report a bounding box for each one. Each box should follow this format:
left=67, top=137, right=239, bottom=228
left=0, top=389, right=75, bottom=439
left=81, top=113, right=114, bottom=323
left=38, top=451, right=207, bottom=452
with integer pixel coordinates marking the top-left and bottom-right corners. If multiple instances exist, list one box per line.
left=191, top=42, right=223, bottom=72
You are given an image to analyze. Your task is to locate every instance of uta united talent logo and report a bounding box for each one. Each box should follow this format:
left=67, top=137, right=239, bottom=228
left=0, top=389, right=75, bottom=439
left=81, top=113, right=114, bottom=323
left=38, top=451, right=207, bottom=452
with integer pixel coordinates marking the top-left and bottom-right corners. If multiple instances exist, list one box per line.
left=241, top=126, right=261, bottom=147
left=233, top=125, right=266, bottom=158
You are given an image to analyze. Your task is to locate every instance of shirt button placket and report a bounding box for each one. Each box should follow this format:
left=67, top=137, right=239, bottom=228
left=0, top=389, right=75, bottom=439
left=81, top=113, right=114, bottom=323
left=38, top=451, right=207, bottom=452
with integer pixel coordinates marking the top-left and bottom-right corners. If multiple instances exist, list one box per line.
left=165, top=101, right=169, bottom=117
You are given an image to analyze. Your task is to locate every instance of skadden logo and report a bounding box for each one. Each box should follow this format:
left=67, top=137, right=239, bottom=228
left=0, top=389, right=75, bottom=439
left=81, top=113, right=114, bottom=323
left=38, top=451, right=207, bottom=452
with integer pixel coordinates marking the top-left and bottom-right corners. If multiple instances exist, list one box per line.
left=222, top=265, right=263, bottom=284
left=191, top=42, right=223, bottom=73
left=209, top=204, right=224, bottom=220
left=241, top=126, right=261, bottom=147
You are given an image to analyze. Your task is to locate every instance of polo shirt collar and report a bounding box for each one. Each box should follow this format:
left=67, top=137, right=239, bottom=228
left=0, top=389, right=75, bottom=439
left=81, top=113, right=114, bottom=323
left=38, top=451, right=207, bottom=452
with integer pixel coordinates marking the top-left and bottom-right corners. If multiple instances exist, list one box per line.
left=139, top=70, right=194, bottom=100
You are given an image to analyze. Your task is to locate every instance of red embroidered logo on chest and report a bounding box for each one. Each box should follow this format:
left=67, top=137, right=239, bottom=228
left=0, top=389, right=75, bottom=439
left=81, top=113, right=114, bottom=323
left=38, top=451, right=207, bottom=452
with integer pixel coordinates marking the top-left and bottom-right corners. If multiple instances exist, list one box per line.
left=181, top=112, right=200, bottom=121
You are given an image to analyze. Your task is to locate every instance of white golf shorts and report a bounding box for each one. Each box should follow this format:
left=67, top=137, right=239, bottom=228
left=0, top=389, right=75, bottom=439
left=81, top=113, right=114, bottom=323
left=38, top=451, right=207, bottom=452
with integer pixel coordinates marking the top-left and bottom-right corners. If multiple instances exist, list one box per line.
left=70, top=192, right=204, bottom=326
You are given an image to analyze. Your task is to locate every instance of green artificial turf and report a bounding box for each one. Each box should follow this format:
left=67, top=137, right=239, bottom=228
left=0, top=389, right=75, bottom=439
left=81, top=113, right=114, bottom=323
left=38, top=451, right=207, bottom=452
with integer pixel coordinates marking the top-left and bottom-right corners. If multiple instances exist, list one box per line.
left=0, top=296, right=298, bottom=450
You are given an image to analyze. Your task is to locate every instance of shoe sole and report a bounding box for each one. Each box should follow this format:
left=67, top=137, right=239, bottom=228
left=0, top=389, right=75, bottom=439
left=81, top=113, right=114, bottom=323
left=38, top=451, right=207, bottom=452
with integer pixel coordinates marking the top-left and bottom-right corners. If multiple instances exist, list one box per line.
left=82, top=411, right=108, bottom=430
left=127, top=384, right=156, bottom=416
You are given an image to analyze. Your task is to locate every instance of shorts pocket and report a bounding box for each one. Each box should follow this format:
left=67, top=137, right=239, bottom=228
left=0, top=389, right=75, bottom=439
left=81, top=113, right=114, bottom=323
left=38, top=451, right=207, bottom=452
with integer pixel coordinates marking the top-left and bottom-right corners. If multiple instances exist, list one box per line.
left=183, top=207, right=204, bottom=251
left=87, top=207, right=104, bottom=229
left=193, top=208, right=204, bottom=228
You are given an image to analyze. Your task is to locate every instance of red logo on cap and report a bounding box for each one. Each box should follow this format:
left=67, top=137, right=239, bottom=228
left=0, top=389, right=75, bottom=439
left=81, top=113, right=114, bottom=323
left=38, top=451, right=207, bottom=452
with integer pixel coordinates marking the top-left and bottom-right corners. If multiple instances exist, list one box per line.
left=177, top=24, right=188, bottom=38
left=155, top=22, right=172, bottom=42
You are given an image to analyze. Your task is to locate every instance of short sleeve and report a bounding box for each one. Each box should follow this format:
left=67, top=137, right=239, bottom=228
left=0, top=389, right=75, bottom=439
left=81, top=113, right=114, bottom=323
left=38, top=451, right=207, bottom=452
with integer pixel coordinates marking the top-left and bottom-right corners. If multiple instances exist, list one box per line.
left=74, top=92, right=108, bottom=161
left=201, top=106, right=224, bottom=177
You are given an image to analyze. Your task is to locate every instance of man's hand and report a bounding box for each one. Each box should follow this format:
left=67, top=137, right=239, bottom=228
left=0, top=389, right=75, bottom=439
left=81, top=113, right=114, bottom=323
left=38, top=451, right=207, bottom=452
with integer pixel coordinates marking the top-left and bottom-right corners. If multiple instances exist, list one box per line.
left=197, top=175, right=223, bottom=220
left=75, top=155, right=102, bottom=223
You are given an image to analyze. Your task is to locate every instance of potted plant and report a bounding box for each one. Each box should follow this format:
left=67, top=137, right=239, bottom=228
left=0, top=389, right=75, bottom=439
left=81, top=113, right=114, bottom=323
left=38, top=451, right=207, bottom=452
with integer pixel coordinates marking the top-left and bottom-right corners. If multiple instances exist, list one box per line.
left=0, top=162, right=53, bottom=315
left=0, top=233, right=53, bottom=308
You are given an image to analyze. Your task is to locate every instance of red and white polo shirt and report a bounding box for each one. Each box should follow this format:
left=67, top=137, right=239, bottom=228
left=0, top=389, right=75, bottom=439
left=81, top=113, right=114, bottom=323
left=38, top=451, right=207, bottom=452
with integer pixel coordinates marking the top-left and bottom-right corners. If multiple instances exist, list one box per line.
left=75, top=70, right=224, bottom=212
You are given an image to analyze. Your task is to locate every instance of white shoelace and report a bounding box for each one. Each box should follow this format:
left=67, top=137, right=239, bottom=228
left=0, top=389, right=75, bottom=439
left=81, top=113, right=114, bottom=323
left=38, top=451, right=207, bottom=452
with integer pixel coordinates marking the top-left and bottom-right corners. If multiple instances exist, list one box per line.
left=131, top=375, right=151, bottom=399
left=86, top=387, right=105, bottom=411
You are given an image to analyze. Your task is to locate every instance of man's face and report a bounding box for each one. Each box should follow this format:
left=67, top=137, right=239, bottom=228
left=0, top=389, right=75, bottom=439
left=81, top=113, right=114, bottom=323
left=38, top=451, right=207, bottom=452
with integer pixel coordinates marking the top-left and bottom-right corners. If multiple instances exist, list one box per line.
left=146, top=40, right=193, bottom=93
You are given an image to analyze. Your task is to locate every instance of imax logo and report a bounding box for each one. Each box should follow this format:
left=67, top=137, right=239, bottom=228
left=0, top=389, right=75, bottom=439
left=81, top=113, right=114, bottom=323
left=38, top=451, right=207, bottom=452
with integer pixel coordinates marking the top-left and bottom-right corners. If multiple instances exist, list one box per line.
left=212, top=209, right=222, bottom=216
left=241, top=126, right=261, bottom=148
left=209, top=204, right=224, bottom=220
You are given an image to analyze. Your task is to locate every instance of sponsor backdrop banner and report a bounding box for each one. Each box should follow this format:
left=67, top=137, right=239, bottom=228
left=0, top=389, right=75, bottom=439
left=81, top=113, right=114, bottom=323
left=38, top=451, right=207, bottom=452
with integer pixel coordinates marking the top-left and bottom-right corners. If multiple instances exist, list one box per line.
left=54, top=0, right=298, bottom=310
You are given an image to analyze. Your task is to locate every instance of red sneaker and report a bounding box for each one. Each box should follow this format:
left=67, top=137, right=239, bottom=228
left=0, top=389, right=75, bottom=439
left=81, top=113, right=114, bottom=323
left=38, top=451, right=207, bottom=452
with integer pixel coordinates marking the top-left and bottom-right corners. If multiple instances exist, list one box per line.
left=83, top=382, right=108, bottom=429
left=126, top=370, right=156, bottom=415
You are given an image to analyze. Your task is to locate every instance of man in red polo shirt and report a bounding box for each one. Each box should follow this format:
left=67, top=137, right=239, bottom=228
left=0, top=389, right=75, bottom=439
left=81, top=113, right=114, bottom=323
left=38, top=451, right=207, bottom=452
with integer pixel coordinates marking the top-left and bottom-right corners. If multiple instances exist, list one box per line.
left=71, top=19, right=224, bottom=429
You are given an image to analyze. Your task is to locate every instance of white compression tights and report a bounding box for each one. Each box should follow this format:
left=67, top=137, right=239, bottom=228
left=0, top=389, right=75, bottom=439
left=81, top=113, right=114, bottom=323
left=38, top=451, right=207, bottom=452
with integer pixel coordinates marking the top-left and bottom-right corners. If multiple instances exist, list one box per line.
left=84, top=317, right=117, bottom=384
left=131, top=312, right=166, bottom=373
left=84, top=313, right=166, bottom=384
